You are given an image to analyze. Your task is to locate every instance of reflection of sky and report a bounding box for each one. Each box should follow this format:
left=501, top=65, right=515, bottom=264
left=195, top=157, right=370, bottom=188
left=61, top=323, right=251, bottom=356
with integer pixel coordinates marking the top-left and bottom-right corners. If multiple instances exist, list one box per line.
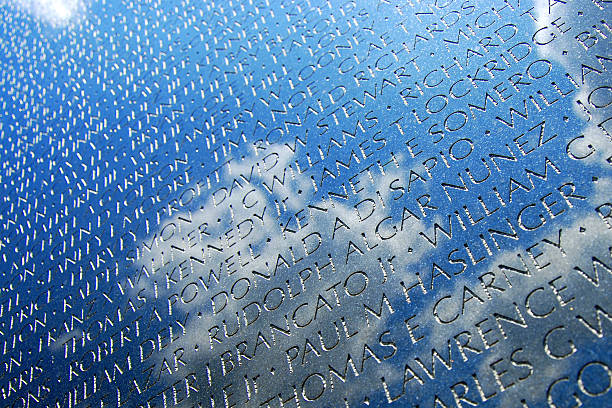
left=0, top=0, right=611, bottom=407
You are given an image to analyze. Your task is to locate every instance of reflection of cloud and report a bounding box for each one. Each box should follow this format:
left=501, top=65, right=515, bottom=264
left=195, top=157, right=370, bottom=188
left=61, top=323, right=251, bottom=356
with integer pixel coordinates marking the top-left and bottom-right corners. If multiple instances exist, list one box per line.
left=6, top=0, right=84, bottom=27
left=133, top=145, right=429, bottom=405
left=490, top=199, right=612, bottom=406
left=534, top=0, right=612, bottom=161
left=381, top=173, right=612, bottom=406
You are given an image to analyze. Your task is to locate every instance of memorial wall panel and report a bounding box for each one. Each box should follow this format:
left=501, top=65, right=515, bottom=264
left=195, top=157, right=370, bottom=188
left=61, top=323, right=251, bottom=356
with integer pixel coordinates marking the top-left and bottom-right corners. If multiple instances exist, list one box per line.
left=0, top=0, right=611, bottom=407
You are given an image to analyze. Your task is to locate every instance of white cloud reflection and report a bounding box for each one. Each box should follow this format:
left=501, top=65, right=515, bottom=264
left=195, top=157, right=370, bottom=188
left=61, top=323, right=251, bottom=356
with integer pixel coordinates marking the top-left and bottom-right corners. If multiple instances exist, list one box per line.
left=8, top=0, right=83, bottom=26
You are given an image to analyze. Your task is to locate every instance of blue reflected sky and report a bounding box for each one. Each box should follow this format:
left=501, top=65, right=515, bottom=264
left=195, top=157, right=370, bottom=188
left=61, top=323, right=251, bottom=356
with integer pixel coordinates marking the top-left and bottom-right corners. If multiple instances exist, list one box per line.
left=0, top=0, right=611, bottom=407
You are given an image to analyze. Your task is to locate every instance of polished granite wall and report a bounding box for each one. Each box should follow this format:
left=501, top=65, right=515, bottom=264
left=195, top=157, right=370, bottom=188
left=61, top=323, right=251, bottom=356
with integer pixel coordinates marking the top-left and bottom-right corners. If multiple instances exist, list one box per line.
left=0, top=0, right=611, bottom=407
